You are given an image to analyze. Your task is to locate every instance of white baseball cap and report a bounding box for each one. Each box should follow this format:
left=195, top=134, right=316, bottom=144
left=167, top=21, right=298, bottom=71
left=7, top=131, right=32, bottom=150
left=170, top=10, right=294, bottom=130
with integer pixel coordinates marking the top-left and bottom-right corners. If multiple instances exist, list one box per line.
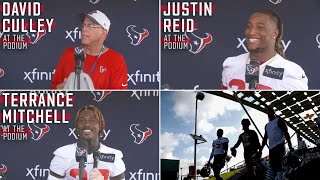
left=82, top=10, right=111, bottom=31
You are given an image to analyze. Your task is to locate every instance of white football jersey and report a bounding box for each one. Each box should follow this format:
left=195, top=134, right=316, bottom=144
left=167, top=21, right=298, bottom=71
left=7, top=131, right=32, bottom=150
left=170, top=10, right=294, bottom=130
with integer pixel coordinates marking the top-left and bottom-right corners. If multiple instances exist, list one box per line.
left=212, top=137, right=229, bottom=155
left=221, top=53, right=308, bottom=90
left=49, top=143, right=125, bottom=180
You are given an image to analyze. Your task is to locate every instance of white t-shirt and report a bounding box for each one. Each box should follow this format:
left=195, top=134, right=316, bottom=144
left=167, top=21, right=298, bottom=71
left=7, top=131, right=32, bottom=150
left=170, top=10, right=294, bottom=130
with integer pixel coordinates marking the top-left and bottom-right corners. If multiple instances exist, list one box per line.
left=49, top=143, right=125, bottom=180
left=221, top=53, right=308, bottom=90
left=265, top=118, right=285, bottom=149
left=212, top=137, right=229, bottom=155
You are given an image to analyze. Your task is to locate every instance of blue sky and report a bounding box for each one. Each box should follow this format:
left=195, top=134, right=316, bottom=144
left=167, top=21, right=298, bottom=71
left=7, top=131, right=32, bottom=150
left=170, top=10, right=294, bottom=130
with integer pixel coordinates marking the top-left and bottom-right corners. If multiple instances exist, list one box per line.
left=160, top=91, right=310, bottom=178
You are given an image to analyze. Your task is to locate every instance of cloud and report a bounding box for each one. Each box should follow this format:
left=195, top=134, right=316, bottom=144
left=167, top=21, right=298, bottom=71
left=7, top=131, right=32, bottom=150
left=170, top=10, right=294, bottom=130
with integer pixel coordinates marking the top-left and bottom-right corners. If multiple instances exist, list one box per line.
left=184, top=146, right=194, bottom=154
left=161, top=132, right=190, bottom=159
left=198, top=118, right=215, bottom=134
left=215, top=126, right=238, bottom=137
left=171, top=91, right=243, bottom=139
left=172, top=92, right=242, bottom=124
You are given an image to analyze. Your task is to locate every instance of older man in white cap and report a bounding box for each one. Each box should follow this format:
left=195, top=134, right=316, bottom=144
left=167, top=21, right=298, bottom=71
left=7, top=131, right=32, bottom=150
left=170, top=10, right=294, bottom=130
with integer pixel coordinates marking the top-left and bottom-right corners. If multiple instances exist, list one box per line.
left=51, top=10, right=128, bottom=90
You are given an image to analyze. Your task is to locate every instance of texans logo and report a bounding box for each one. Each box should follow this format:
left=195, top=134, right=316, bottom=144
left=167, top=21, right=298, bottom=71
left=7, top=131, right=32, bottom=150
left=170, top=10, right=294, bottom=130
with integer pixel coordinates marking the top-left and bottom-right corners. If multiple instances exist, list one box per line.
left=76, top=148, right=87, bottom=156
left=269, top=0, right=282, bottom=5
left=0, top=164, right=7, bottom=173
left=185, top=30, right=212, bottom=54
left=25, top=29, right=47, bottom=44
left=91, top=91, right=110, bottom=102
left=0, top=68, right=4, bottom=78
left=28, top=123, right=50, bottom=141
left=126, top=25, right=149, bottom=46
left=89, top=0, right=101, bottom=4
left=246, top=65, right=259, bottom=74
left=74, top=47, right=85, bottom=55
left=130, top=124, right=152, bottom=144
left=100, top=66, right=107, bottom=73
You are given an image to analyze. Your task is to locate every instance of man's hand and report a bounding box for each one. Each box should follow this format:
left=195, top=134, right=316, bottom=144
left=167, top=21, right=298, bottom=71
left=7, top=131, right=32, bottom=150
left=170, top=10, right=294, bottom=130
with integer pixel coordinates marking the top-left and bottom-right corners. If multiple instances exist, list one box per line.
left=89, top=168, right=104, bottom=180
left=56, top=78, right=67, bottom=89
left=231, top=147, right=236, bottom=157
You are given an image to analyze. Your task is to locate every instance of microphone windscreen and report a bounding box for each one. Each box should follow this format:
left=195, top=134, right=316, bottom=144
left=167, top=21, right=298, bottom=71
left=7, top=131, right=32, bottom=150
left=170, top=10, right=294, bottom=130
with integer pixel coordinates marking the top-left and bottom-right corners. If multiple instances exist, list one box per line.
left=245, top=60, right=260, bottom=83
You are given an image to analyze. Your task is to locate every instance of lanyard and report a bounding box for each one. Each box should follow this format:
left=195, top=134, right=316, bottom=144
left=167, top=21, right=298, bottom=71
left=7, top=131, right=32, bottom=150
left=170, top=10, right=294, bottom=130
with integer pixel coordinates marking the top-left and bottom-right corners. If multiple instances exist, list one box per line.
left=83, top=45, right=105, bottom=75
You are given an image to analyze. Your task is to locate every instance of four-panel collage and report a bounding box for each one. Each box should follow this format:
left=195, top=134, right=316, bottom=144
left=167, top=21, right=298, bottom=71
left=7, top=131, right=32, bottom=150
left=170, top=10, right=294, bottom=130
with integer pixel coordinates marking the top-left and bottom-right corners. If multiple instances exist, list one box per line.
left=0, top=0, right=320, bottom=180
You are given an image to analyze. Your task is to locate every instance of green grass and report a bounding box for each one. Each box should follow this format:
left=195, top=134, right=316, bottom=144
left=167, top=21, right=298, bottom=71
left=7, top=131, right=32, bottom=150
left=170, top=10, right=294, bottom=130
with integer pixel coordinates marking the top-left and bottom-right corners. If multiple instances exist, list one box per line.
left=206, top=168, right=243, bottom=180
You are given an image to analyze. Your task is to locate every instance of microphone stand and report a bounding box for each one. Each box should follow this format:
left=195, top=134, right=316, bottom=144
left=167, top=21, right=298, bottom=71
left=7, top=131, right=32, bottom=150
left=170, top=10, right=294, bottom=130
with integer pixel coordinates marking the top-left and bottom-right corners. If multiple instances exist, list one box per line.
left=248, top=79, right=258, bottom=90
left=75, top=61, right=82, bottom=90
left=79, top=158, right=85, bottom=180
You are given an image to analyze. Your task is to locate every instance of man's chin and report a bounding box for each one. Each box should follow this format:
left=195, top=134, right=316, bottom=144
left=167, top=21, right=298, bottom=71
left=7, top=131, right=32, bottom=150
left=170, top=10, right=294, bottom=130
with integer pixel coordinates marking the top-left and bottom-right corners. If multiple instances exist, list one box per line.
left=81, top=41, right=89, bottom=46
left=80, top=135, right=92, bottom=141
left=248, top=47, right=264, bottom=54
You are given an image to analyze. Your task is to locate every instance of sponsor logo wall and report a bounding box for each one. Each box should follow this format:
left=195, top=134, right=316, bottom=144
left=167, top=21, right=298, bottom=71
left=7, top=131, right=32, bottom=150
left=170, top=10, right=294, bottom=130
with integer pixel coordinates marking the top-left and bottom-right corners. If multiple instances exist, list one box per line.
left=0, top=0, right=159, bottom=89
left=0, top=91, right=159, bottom=179
left=161, top=0, right=320, bottom=89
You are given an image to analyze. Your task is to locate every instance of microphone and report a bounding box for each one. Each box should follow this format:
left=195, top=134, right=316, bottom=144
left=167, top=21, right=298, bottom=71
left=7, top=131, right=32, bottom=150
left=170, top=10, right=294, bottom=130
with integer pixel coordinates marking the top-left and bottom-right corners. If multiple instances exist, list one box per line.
left=76, top=138, right=88, bottom=180
left=93, top=151, right=101, bottom=168
left=245, top=60, right=260, bottom=90
left=0, top=172, right=6, bottom=180
left=74, top=47, right=85, bottom=71
left=74, top=47, right=85, bottom=90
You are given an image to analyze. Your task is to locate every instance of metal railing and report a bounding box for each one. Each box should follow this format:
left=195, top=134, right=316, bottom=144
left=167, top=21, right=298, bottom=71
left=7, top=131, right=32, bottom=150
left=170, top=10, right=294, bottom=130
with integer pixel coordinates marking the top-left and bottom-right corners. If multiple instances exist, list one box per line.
left=220, top=159, right=245, bottom=174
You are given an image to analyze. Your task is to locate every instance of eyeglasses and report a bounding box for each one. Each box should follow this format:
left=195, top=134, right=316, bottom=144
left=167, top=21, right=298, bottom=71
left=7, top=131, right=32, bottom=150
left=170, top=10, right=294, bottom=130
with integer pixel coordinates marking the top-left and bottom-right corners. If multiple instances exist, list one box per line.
left=80, top=23, right=103, bottom=30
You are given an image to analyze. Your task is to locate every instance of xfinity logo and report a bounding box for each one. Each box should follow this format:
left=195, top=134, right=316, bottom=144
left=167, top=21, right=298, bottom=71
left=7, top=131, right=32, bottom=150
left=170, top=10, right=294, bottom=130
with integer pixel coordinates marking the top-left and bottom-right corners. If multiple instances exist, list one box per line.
left=129, top=169, right=160, bottom=180
left=26, top=165, right=49, bottom=180
left=65, top=27, right=81, bottom=42
left=131, top=91, right=159, bottom=100
left=237, top=38, right=291, bottom=52
left=23, top=68, right=55, bottom=83
left=68, top=128, right=110, bottom=141
left=263, top=65, right=284, bottom=80
left=128, top=70, right=160, bottom=86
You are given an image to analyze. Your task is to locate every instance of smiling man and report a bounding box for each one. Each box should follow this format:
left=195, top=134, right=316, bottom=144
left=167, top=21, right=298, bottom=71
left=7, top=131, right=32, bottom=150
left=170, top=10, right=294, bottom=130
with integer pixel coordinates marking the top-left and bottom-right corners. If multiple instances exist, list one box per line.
left=51, top=10, right=128, bottom=90
left=221, top=9, right=308, bottom=90
left=48, top=105, right=126, bottom=180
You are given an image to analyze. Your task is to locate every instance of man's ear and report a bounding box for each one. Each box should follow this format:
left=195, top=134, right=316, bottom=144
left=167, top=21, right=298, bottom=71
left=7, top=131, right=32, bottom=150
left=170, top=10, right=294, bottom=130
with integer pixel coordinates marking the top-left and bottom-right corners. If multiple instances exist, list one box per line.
left=273, top=28, right=279, bottom=39
left=103, top=29, right=108, bottom=40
